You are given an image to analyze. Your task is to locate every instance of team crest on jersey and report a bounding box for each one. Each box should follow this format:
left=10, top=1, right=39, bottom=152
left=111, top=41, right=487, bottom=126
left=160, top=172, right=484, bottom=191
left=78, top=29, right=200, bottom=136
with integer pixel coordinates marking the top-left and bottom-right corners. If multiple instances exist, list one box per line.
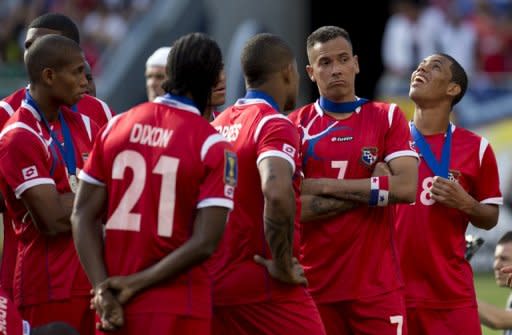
left=448, top=169, right=461, bottom=182
left=224, top=150, right=238, bottom=186
left=82, top=152, right=90, bottom=162
left=409, top=140, right=416, bottom=151
left=21, top=165, right=38, bottom=180
left=361, top=147, right=378, bottom=167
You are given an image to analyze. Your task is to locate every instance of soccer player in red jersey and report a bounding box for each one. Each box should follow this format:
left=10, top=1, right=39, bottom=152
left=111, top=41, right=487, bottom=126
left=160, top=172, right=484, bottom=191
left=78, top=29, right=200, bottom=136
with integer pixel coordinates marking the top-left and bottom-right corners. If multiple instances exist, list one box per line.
left=0, top=35, right=98, bottom=334
left=0, top=13, right=113, bottom=301
left=394, top=53, right=502, bottom=335
left=287, top=26, right=419, bottom=335
left=71, top=32, right=234, bottom=335
left=209, top=33, right=326, bottom=335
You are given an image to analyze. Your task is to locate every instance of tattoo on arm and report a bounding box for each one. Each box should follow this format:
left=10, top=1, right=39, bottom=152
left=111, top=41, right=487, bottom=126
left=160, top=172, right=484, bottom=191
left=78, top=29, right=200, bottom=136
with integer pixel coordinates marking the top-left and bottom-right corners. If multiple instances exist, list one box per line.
left=264, top=214, right=293, bottom=270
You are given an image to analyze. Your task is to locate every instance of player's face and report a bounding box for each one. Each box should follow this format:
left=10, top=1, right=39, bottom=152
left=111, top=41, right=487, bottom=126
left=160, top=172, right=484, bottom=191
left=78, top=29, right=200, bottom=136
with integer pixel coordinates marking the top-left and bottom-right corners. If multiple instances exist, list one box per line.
left=493, top=242, right=512, bottom=287
left=409, top=54, right=454, bottom=104
left=84, top=62, right=96, bottom=97
left=24, top=28, right=63, bottom=61
left=284, top=60, right=299, bottom=112
left=210, top=68, right=226, bottom=107
left=145, top=65, right=166, bottom=101
left=306, top=36, right=359, bottom=102
left=51, top=50, right=88, bottom=106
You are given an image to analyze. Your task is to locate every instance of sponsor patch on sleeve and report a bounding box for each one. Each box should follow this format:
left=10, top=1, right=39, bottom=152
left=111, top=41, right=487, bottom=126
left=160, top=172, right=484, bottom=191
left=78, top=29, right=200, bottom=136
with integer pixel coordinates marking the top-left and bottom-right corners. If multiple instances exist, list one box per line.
left=282, top=143, right=296, bottom=157
left=21, top=165, right=38, bottom=180
left=224, top=150, right=238, bottom=186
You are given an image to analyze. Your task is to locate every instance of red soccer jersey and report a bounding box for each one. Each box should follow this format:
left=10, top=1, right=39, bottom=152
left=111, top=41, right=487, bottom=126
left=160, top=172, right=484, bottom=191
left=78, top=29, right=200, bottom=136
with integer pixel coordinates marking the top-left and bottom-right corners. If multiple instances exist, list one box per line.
left=0, top=87, right=113, bottom=129
left=288, top=100, right=418, bottom=302
left=80, top=95, right=235, bottom=318
left=209, top=96, right=308, bottom=306
left=0, top=288, right=29, bottom=335
left=394, top=124, right=502, bottom=309
left=0, top=102, right=98, bottom=307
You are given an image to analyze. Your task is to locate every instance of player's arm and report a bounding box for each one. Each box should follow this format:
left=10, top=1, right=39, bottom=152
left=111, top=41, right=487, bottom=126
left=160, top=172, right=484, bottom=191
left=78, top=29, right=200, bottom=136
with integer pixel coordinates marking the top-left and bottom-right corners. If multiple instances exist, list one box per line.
left=21, top=187, right=74, bottom=234
left=477, top=299, right=512, bottom=329
left=301, top=156, right=418, bottom=205
left=254, top=156, right=307, bottom=285
left=98, top=206, right=229, bottom=304
left=430, top=176, right=499, bottom=230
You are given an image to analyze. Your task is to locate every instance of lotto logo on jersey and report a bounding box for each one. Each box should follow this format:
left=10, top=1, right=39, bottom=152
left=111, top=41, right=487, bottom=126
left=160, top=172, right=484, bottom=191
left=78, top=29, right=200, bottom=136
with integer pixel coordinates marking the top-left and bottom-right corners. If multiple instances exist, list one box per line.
left=224, top=151, right=238, bottom=186
left=361, top=147, right=378, bottom=166
left=224, top=185, right=235, bottom=198
left=448, top=169, right=461, bottom=182
left=21, top=165, right=38, bottom=180
left=282, top=143, right=296, bottom=157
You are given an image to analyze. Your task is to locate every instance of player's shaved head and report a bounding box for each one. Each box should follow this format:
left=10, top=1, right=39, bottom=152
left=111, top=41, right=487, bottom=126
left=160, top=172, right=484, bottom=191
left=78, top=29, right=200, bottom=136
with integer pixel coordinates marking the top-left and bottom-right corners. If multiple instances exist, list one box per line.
left=28, top=13, right=80, bottom=44
left=241, top=33, right=294, bottom=87
left=306, top=26, right=352, bottom=63
left=25, top=34, right=83, bottom=84
left=163, top=32, right=223, bottom=116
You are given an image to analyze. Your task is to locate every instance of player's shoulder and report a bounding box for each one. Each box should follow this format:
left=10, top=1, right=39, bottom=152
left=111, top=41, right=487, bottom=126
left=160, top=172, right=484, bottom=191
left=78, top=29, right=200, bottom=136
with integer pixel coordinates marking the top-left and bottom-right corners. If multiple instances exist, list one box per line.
left=362, top=100, right=402, bottom=115
left=453, top=125, right=490, bottom=149
left=0, top=87, right=26, bottom=118
left=287, top=102, right=316, bottom=122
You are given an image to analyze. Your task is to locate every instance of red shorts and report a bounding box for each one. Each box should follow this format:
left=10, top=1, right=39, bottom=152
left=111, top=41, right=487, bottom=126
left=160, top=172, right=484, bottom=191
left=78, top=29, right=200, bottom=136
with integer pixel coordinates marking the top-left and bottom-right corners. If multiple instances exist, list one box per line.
left=316, top=290, right=407, bottom=335
left=407, top=306, right=481, bottom=335
left=20, top=296, right=94, bottom=335
left=96, top=313, right=210, bottom=335
left=213, top=297, right=326, bottom=335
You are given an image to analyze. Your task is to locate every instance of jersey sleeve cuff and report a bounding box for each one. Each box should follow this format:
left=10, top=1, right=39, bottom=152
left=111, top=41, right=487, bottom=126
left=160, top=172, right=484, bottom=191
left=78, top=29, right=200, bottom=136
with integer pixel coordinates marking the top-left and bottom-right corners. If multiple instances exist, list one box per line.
left=78, top=170, right=105, bottom=186
left=15, top=178, right=55, bottom=199
left=197, top=198, right=234, bottom=210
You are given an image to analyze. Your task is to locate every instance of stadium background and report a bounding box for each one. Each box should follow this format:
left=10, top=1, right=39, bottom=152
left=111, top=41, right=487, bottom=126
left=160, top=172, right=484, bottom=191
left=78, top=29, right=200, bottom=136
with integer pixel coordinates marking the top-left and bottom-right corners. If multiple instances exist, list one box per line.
left=0, top=1, right=511, bottom=333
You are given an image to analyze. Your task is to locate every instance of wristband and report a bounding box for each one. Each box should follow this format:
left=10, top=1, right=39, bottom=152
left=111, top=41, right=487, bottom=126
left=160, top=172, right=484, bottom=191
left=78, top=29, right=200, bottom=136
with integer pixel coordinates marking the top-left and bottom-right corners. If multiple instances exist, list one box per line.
left=369, top=177, right=380, bottom=206
left=377, top=176, right=389, bottom=207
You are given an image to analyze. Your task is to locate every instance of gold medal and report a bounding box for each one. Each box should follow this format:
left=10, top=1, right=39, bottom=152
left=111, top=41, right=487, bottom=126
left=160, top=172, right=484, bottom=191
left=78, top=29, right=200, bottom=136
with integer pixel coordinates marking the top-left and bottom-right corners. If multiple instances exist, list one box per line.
left=69, top=174, right=78, bottom=193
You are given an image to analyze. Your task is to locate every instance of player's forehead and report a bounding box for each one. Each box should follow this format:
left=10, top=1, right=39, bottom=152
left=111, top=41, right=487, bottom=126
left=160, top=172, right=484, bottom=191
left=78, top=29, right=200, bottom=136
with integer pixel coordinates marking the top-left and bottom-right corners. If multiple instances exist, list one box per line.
left=309, top=36, right=352, bottom=62
left=145, top=65, right=166, bottom=75
left=495, top=243, right=512, bottom=258
left=420, top=54, right=451, bottom=69
left=25, top=28, right=63, bottom=46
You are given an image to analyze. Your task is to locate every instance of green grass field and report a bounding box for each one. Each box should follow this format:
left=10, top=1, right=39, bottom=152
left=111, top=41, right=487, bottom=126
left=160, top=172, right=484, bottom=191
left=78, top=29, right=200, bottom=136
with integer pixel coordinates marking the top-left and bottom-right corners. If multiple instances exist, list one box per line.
left=475, top=272, right=508, bottom=335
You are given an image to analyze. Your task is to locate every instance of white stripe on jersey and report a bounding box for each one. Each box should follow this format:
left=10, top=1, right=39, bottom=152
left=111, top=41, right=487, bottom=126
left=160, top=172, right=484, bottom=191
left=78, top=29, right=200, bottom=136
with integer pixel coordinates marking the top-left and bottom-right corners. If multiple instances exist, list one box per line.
left=201, top=133, right=228, bottom=162
left=481, top=197, right=503, bottom=205
left=253, top=114, right=290, bottom=143
left=78, top=170, right=105, bottom=186
left=81, top=114, right=93, bottom=141
left=0, top=101, right=15, bottom=117
left=197, top=197, right=234, bottom=210
left=0, top=122, right=49, bottom=155
left=101, top=113, right=124, bottom=141
left=479, top=137, right=489, bottom=166
left=92, top=96, right=113, bottom=120
left=387, top=103, right=396, bottom=128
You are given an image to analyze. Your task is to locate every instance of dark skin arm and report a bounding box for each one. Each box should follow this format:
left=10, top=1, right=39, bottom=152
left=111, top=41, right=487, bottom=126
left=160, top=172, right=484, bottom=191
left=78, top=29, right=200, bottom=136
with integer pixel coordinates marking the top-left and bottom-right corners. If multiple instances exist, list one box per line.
left=300, top=161, right=394, bottom=222
left=253, top=157, right=307, bottom=286
left=430, top=176, right=499, bottom=230
left=98, top=205, right=229, bottom=304
left=21, top=184, right=74, bottom=235
left=301, top=156, right=418, bottom=205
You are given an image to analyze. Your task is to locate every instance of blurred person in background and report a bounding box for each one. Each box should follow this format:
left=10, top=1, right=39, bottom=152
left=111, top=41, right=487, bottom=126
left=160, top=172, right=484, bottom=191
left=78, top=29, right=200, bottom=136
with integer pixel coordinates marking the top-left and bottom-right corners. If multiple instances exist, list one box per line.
left=478, top=231, right=512, bottom=333
left=84, top=60, right=96, bottom=97
left=144, top=46, right=171, bottom=102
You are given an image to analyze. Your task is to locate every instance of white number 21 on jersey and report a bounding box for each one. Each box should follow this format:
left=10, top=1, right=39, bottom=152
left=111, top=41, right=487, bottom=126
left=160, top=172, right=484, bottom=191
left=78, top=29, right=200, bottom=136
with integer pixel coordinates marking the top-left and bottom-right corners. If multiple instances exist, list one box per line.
left=105, top=150, right=179, bottom=237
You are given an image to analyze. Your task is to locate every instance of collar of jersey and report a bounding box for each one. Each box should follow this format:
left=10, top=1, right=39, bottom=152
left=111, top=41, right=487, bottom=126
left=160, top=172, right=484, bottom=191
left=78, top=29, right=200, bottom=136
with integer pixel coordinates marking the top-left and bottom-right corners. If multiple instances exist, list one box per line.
left=154, top=93, right=200, bottom=116
left=314, top=96, right=365, bottom=117
left=235, top=89, right=280, bottom=112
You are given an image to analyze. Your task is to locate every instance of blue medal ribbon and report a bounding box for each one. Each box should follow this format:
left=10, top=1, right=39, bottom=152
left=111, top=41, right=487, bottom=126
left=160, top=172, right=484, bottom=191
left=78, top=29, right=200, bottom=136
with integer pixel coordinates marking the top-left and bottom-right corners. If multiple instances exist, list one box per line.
left=25, top=91, right=77, bottom=176
left=319, top=96, right=368, bottom=113
left=244, top=90, right=280, bottom=112
left=411, top=123, right=452, bottom=178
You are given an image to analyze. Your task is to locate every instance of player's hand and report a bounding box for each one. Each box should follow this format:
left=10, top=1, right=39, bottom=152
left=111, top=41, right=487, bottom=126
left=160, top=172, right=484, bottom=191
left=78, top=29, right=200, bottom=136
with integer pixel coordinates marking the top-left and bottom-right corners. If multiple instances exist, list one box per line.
left=430, top=176, right=473, bottom=209
left=99, top=275, right=140, bottom=305
left=372, top=162, right=392, bottom=177
left=501, top=266, right=512, bottom=287
left=254, top=255, right=308, bottom=286
left=91, top=285, right=124, bottom=331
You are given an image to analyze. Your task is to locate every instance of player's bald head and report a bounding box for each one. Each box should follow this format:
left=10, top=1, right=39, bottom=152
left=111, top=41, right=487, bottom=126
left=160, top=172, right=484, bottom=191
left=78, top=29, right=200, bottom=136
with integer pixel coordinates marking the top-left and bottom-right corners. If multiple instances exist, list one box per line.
left=25, top=34, right=83, bottom=84
left=241, top=33, right=294, bottom=87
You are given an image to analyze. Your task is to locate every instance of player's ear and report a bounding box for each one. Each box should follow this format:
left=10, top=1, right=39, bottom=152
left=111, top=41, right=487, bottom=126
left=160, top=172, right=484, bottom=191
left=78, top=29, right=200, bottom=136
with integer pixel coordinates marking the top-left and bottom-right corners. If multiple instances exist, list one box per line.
left=446, top=82, right=461, bottom=100
left=282, top=63, right=294, bottom=84
left=41, top=67, right=55, bottom=86
left=306, top=65, right=315, bottom=82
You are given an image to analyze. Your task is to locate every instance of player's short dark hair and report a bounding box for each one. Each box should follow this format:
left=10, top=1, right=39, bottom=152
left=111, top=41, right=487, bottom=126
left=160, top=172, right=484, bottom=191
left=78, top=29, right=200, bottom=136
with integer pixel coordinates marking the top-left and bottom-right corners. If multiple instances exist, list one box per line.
left=31, top=322, right=79, bottom=335
left=28, top=13, right=80, bottom=44
left=25, top=34, right=82, bottom=84
left=436, top=53, right=468, bottom=107
left=240, top=33, right=294, bottom=87
left=498, top=231, right=512, bottom=245
left=306, top=26, right=352, bottom=62
left=163, top=32, right=223, bottom=116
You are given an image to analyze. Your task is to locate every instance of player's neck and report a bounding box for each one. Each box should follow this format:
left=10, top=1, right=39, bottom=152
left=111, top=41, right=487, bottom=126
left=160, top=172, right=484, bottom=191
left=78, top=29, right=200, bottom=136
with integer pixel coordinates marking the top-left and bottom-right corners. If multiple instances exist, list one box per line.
left=29, top=87, right=60, bottom=122
left=413, top=107, right=451, bottom=135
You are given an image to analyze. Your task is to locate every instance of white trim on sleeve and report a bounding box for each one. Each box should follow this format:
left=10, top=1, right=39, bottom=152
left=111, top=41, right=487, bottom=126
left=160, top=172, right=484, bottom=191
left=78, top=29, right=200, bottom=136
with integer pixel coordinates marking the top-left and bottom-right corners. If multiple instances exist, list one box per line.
left=0, top=101, right=15, bottom=116
left=384, top=150, right=419, bottom=162
left=197, top=197, right=234, bottom=209
left=481, top=197, right=503, bottom=205
left=78, top=170, right=105, bottom=186
left=15, top=178, right=55, bottom=198
left=256, top=150, right=296, bottom=174
left=201, top=133, right=227, bottom=162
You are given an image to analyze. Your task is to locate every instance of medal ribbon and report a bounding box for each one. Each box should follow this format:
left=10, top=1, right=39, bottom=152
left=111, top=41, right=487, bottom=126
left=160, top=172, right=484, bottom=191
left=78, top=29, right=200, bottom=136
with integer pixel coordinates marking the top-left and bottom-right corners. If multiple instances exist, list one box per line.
left=411, top=123, right=452, bottom=178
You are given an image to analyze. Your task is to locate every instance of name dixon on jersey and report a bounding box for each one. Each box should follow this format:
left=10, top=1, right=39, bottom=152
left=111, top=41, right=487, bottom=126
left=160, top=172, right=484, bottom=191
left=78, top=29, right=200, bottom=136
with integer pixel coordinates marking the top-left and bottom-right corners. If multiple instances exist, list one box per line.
left=130, top=123, right=173, bottom=148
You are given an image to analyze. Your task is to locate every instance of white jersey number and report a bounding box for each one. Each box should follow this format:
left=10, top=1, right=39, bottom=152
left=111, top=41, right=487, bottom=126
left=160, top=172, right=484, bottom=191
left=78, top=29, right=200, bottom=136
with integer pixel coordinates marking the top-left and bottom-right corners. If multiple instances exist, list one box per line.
left=106, top=150, right=179, bottom=237
left=419, top=176, right=436, bottom=206
left=331, top=160, right=348, bottom=179
left=390, top=315, right=403, bottom=335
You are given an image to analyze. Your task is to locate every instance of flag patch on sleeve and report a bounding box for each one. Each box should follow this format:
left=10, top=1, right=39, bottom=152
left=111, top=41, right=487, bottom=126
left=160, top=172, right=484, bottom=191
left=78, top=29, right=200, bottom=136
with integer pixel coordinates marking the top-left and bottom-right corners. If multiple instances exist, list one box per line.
left=224, top=151, right=238, bottom=186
